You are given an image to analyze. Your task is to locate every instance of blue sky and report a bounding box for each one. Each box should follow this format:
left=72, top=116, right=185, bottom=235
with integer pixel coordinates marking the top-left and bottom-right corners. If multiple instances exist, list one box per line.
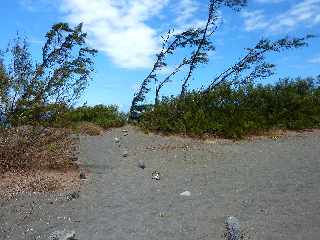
left=0, top=0, right=319, bottom=111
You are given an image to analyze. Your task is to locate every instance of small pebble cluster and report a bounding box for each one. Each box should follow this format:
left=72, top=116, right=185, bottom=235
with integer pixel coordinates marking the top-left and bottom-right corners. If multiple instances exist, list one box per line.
left=115, top=129, right=148, bottom=170
left=49, top=230, right=76, bottom=240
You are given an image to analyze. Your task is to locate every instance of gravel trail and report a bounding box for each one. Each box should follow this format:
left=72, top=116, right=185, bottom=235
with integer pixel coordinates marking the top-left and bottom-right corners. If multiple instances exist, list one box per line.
left=1, top=126, right=320, bottom=240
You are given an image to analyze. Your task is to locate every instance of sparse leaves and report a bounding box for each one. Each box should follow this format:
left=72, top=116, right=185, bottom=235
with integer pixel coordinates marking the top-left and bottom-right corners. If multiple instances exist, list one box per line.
left=205, top=35, right=313, bottom=93
left=130, top=0, right=248, bottom=118
left=0, top=22, right=97, bottom=126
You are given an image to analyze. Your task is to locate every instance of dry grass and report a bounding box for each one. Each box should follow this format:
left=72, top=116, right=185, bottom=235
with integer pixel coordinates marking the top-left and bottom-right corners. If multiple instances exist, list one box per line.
left=0, top=126, right=78, bottom=173
left=0, top=168, right=80, bottom=200
left=73, top=122, right=104, bottom=136
left=0, top=126, right=80, bottom=198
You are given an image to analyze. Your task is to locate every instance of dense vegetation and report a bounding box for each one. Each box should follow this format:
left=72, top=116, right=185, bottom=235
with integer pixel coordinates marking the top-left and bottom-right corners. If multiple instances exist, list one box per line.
left=139, top=77, right=320, bottom=138
left=0, top=22, right=125, bottom=132
left=62, top=105, right=127, bottom=129
left=2, top=103, right=126, bottom=129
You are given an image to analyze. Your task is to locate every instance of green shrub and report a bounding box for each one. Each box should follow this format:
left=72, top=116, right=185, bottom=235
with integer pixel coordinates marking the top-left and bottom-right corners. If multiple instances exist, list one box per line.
left=139, top=77, right=320, bottom=139
left=62, top=104, right=127, bottom=129
left=7, top=104, right=127, bottom=130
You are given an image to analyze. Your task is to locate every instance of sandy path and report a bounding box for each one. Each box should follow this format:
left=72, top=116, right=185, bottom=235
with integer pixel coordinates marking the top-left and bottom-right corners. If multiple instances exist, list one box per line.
left=1, top=126, right=320, bottom=240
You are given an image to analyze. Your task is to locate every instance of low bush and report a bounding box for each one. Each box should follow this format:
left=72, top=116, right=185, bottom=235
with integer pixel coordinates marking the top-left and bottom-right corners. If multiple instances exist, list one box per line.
left=139, top=77, right=320, bottom=139
left=62, top=104, right=127, bottom=129
left=4, top=104, right=127, bottom=131
left=0, top=126, right=76, bottom=173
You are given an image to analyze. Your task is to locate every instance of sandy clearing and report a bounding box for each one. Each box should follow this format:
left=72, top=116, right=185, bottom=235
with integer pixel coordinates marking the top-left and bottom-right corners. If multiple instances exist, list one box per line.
left=1, top=126, right=320, bottom=240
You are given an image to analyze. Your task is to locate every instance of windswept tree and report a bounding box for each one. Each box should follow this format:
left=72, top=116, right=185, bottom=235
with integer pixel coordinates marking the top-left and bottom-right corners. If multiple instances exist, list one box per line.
left=203, top=35, right=315, bottom=93
left=130, top=0, right=247, bottom=119
left=129, top=28, right=209, bottom=116
left=180, top=0, right=247, bottom=96
left=0, top=23, right=97, bottom=126
left=130, top=0, right=316, bottom=122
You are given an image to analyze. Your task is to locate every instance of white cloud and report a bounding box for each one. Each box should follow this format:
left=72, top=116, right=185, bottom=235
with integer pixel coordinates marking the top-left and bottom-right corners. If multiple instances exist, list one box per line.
left=60, top=0, right=169, bottom=69
left=242, top=0, right=320, bottom=33
left=21, top=0, right=206, bottom=69
left=59, top=0, right=209, bottom=69
left=270, top=0, right=320, bottom=32
left=309, top=56, right=320, bottom=64
left=175, top=0, right=200, bottom=25
left=241, top=10, right=269, bottom=31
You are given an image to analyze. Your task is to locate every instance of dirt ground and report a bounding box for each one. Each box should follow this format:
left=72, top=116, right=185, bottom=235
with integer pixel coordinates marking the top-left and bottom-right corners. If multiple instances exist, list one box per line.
left=1, top=126, right=320, bottom=240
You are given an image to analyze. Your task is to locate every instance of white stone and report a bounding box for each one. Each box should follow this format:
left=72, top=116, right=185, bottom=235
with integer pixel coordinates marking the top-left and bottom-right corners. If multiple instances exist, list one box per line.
left=49, top=230, right=76, bottom=240
left=152, top=171, right=160, bottom=180
left=180, top=191, right=191, bottom=196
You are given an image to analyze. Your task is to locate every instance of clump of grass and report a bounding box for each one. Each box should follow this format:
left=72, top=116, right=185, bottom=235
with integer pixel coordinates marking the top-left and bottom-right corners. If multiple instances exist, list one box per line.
left=0, top=126, right=77, bottom=173
left=72, top=122, right=104, bottom=136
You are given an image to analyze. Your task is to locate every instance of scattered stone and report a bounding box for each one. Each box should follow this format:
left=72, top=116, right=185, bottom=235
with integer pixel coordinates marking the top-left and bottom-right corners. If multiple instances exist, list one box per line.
left=114, top=137, right=120, bottom=143
left=180, top=191, right=191, bottom=196
left=49, top=230, right=76, bottom=240
left=225, top=216, right=241, bottom=240
left=123, top=150, right=128, bottom=157
left=152, top=171, right=160, bottom=180
left=79, top=172, right=86, bottom=180
left=138, top=160, right=145, bottom=169
left=66, top=191, right=80, bottom=201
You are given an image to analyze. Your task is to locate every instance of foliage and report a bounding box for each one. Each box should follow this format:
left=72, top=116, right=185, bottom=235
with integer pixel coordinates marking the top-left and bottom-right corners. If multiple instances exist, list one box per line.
left=130, top=0, right=314, bottom=122
left=139, top=76, right=320, bottom=139
left=0, top=23, right=97, bottom=127
left=204, top=35, right=314, bottom=93
left=130, top=0, right=247, bottom=118
left=62, top=104, right=127, bottom=129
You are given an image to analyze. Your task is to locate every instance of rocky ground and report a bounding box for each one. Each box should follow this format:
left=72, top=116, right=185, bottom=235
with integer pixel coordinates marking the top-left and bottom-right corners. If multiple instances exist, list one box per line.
left=1, top=126, right=320, bottom=240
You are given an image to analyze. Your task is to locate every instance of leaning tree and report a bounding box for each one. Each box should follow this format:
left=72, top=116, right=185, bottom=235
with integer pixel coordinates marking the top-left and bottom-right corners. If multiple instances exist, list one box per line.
left=130, top=0, right=315, bottom=121
left=129, top=0, right=247, bottom=119
left=0, top=23, right=97, bottom=126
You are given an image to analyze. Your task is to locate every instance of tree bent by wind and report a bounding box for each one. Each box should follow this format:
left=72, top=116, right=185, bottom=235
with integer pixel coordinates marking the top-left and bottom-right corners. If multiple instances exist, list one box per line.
left=0, top=22, right=97, bottom=126
left=129, top=0, right=314, bottom=120
left=130, top=0, right=247, bottom=119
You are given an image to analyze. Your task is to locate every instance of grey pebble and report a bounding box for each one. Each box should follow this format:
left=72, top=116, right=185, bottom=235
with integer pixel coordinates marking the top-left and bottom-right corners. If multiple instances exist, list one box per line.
left=49, top=230, right=76, bottom=240
left=66, top=192, right=80, bottom=201
left=225, top=216, right=241, bottom=240
left=79, top=172, right=86, bottom=180
left=152, top=171, right=160, bottom=180
left=138, top=160, right=145, bottom=169
left=123, top=150, right=128, bottom=157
